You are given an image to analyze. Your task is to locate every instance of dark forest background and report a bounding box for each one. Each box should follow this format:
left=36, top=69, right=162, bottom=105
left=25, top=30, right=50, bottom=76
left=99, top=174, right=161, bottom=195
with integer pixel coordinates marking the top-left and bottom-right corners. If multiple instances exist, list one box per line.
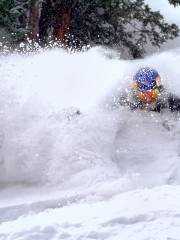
left=0, top=0, right=180, bottom=58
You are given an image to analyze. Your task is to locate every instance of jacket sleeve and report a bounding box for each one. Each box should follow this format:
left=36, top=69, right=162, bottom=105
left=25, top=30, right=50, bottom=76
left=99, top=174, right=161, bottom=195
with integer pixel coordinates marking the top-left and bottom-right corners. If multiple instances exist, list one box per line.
left=168, top=94, right=180, bottom=111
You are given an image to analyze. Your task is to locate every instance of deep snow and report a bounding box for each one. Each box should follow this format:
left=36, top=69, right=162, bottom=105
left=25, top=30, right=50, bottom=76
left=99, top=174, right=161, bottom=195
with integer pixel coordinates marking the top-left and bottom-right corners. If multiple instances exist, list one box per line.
left=0, top=47, right=180, bottom=240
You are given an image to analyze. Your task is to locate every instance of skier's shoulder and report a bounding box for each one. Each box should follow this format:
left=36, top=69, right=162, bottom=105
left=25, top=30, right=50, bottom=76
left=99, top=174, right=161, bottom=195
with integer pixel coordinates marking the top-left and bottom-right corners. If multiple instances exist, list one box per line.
left=167, top=92, right=180, bottom=111
left=158, top=85, right=180, bottom=111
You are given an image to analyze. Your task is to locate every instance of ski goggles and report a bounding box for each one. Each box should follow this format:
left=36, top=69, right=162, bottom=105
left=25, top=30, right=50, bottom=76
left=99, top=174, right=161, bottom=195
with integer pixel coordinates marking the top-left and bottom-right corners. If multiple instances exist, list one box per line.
left=137, top=88, right=160, bottom=104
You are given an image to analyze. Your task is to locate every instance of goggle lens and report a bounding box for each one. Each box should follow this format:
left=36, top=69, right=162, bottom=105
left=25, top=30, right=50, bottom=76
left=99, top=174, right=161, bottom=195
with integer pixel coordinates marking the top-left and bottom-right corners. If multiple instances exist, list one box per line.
left=138, top=89, right=159, bottom=104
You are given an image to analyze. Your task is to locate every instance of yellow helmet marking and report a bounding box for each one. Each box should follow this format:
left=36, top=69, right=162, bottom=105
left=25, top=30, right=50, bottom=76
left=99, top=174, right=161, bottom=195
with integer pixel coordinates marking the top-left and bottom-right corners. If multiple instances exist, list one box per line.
left=131, top=80, right=137, bottom=90
left=156, top=76, right=161, bottom=87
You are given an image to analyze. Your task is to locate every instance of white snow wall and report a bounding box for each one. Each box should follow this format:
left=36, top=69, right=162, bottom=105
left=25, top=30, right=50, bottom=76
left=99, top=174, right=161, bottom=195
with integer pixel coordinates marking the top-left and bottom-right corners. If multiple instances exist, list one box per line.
left=0, top=47, right=180, bottom=189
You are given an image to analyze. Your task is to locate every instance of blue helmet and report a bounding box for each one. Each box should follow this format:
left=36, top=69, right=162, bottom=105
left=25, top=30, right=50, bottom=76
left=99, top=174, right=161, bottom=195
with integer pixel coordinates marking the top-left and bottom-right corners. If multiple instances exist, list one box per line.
left=134, top=67, right=160, bottom=91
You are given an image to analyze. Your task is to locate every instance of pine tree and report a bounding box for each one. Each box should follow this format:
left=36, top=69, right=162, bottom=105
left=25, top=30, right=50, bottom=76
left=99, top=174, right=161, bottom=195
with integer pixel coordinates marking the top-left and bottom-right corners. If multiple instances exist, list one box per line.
left=0, top=0, right=179, bottom=57
left=38, top=0, right=179, bottom=58
left=0, top=0, right=29, bottom=41
left=68, top=0, right=179, bottom=58
left=0, top=0, right=16, bottom=31
left=168, top=0, right=180, bottom=6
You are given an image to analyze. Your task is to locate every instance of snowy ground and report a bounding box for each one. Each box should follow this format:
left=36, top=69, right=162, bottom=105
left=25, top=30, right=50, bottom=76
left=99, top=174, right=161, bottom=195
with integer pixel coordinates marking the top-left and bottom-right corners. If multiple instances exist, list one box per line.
left=0, top=47, right=180, bottom=239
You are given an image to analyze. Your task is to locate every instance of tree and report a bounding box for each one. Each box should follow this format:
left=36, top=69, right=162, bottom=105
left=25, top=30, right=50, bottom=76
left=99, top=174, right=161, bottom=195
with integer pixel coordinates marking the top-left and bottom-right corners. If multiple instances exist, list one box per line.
left=0, top=0, right=29, bottom=41
left=168, top=0, right=180, bottom=6
left=39, top=0, right=53, bottom=43
left=0, top=0, right=14, bottom=30
left=39, top=0, right=78, bottom=45
left=0, top=0, right=41, bottom=42
left=0, top=0, right=180, bottom=58
left=38, top=0, right=179, bottom=57
left=30, top=0, right=39, bottom=40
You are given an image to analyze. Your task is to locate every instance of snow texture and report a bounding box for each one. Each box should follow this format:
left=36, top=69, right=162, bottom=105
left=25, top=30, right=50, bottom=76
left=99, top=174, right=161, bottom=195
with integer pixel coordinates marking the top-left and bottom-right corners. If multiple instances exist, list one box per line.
left=0, top=47, right=180, bottom=239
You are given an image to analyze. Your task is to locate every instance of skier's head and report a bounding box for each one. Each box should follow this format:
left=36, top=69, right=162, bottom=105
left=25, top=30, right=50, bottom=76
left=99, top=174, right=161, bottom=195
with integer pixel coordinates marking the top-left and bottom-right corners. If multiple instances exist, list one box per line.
left=132, top=67, right=161, bottom=92
left=131, top=67, right=161, bottom=104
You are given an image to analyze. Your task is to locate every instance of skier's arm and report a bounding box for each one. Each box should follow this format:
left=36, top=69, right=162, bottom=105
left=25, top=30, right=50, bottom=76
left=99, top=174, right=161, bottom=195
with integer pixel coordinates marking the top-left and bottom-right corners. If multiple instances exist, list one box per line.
left=168, top=94, right=180, bottom=111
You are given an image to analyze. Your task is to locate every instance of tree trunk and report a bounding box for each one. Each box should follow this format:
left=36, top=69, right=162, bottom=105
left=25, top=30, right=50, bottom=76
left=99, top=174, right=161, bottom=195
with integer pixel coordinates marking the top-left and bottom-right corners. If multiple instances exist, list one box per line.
left=53, top=2, right=72, bottom=45
left=39, top=0, right=54, bottom=43
left=39, top=0, right=78, bottom=46
left=30, top=0, right=39, bottom=40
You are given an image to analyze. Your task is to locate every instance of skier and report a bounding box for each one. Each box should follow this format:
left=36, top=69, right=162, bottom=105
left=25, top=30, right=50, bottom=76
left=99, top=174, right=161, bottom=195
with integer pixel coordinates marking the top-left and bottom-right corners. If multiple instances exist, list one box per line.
left=118, top=67, right=180, bottom=112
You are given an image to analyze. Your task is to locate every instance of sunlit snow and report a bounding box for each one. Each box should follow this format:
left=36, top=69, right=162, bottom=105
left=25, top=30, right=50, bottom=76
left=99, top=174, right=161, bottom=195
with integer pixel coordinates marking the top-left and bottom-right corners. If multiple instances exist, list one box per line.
left=0, top=47, right=180, bottom=240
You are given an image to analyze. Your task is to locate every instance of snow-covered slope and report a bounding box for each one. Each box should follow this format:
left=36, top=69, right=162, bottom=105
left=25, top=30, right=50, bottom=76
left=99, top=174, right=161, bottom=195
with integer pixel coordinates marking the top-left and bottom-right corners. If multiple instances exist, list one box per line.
left=0, top=47, right=180, bottom=240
